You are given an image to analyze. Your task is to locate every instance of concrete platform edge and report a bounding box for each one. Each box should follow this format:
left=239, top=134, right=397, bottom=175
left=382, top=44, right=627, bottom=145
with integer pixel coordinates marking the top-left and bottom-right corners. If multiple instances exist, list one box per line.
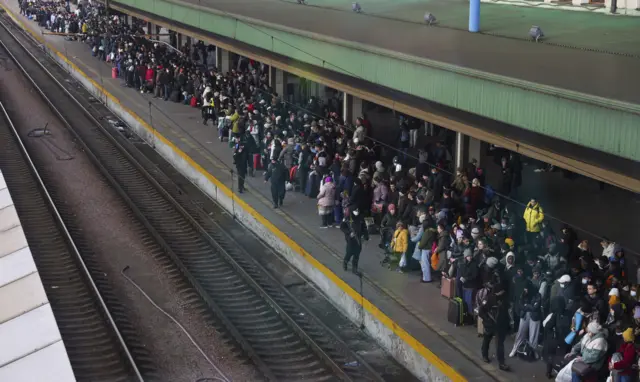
left=0, top=6, right=461, bottom=382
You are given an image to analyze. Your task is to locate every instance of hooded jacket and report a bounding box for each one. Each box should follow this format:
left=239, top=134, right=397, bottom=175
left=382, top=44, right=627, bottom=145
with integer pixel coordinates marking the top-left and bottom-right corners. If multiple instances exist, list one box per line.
left=523, top=202, right=544, bottom=233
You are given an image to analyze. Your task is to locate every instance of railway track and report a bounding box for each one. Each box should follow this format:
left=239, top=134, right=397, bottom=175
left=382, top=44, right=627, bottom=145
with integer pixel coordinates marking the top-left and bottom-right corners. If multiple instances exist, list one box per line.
left=0, top=11, right=385, bottom=382
left=0, top=106, right=150, bottom=380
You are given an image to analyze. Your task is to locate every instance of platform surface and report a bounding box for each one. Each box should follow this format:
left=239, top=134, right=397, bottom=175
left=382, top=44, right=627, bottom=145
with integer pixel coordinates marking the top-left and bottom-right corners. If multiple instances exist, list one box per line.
left=0, top=171, right=76, bottom=382
left=169, top=0, right=640, bottom=104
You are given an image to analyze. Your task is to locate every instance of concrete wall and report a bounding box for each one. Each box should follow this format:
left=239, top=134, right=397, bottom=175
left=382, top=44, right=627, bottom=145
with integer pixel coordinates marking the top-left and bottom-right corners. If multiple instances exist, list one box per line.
left=35, top=28, right=452, bottom=382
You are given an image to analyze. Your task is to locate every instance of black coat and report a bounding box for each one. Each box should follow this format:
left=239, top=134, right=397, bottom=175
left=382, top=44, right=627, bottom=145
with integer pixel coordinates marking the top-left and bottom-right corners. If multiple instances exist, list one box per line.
left=460, top=258, right=479, bottom=289
left=264, top=162, right=288, bottom=191
left=519, top=290, right=542, bottom=321
left=478, top=293, right=510, bottom=334
left=233, top=147, right=248, bottom=173
left=340, top=217, right=369, bottom=249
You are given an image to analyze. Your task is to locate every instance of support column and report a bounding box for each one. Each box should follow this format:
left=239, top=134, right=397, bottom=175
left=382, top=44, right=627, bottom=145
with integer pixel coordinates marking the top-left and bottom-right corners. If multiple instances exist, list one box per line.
left=468, top=136, right=485, bottom=168
left=342, top=93, right=363, bottom=125
left=217, top=48, right=230, bottom=73
left=155, top=25, right=161, bottom=38
left=146, top=21, right=152, bottom=35
left=269, top=65, right=275, bottom=89
left=469, top=0, right=480, bottom=33
left=176, top=33, right=183, bottom=50
left=455, top=132, right=468, bottom=170
left=274, top=68, right=287, bottom=99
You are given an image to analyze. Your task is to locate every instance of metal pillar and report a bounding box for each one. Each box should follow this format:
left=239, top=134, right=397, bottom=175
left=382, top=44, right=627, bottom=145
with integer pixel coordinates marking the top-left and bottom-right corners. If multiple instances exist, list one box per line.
left=455, top=132, right=468, bottom=170
left=274, top=68, right=287, bottom=99
left=468, top=136, right=484, bottom=167
left=218, top=48, right=231, bottom=73
left=342, top=93, right=362, bottom=125
left=469, top=0, right=480, bottom=32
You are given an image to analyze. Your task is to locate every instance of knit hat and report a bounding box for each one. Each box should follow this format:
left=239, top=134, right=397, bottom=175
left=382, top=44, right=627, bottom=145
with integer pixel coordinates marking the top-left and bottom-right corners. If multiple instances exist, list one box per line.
left=623, top=327, right=635, bottom=343
left=505, top=238, right=515, bottom=248
left=586, top=322, right=602, bottom=334
left=557, top=275, right=571, bottom=283
left=609, top=288, right=620, bottom=297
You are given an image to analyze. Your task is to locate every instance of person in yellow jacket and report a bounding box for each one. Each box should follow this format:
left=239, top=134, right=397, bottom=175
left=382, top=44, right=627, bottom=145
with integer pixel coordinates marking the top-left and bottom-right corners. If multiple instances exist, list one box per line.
left=229, top=107, right=241, bottom=138
left=390, top=221, right=409, bottom=272
left=523, top=198, right=544, bottom=245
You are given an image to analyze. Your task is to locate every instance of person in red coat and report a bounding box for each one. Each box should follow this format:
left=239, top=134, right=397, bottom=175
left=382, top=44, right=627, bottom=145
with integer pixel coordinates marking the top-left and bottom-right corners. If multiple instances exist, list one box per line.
left=609, top=328, right=636, bottom=382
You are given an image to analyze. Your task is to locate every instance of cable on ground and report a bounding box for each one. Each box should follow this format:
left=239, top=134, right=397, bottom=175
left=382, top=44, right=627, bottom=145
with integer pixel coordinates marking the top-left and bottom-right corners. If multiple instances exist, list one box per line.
left=120, top=266, right=232, bottom=382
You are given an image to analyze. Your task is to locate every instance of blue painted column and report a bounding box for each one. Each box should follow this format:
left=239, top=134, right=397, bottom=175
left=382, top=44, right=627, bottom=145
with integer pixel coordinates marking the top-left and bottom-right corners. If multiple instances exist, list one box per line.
left=469, top=0, right=480, bottom=32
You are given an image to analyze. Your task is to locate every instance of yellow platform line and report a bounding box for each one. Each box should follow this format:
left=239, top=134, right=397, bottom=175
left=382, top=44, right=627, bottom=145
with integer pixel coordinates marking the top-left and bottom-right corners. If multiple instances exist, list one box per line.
left=2, top=6, right=465, bottom=381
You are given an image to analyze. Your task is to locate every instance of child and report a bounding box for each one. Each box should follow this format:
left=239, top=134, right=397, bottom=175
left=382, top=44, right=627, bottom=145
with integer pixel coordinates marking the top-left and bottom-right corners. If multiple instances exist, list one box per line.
left=389, top=221, right=408, bottom=272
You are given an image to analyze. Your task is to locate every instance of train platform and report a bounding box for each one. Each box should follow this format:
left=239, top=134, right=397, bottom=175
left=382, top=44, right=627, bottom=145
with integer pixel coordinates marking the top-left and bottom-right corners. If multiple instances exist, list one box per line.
left=4, top=2, right=639, bottom=380
left=0, top=170, right=76, bottom=382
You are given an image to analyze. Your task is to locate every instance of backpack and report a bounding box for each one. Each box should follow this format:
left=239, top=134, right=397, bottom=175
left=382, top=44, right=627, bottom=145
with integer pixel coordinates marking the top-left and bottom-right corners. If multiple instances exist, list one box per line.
left=516, top=341, right=535, bottom=362
left=474, top=288, right=489, bottom=315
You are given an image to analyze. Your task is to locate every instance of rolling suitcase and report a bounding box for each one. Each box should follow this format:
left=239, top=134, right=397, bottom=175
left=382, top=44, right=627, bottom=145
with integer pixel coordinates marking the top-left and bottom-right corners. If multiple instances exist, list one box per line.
left=476, top=316, right=484, bottom=337
left=111, top=67, right=118, bottom=79
left=441, top=276, right=455, bottom=299
left=447, top=297, right=465, bottom=326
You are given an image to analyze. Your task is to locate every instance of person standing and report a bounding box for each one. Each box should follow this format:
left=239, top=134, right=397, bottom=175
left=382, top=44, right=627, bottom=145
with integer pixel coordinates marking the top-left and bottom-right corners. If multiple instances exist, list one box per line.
left=340, top=207, right=369, bottom=275
left=317, top=176, right=336, bottom=228
left=478, top=283, right=511, bottom=371
left=233, top=141, right=248, bottom=193
left=523, top=198, right=544, bottom=247
left=459, top=248, right=478, bottom=317
left=264, top=158, right=288, bottom=208
left=509, top=283, right=542, bottom=358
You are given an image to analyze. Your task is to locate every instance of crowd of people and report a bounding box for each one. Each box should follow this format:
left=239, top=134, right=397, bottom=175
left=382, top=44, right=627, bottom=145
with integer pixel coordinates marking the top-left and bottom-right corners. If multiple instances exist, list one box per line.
left=21, top=2, right=640, bottom=380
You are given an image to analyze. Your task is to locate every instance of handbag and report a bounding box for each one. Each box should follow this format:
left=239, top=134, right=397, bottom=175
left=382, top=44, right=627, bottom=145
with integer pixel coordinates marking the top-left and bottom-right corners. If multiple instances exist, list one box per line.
left=571, top=360, right=592, bottom=377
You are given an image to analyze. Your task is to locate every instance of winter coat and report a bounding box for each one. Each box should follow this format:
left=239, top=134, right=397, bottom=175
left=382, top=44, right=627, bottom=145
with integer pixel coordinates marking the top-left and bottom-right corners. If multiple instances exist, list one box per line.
left=434, top=230, right=450, bottom=271
left=418, top=228, right=437, bottom=250
left=278, top=144, right=295, bottom=169
left=459, top=258, right=479, bottom=289
left=380, top=212, right=398, bottom=231
left=571, top=330, right=608, bottom=371
left=373, top=183, right=389, bottom=204
left=610, top=342, right=636, bottom=376
left=316, top=182, right=336, bottom=208
left=518, top=291, right=542, bottom=321
left=391, top=228, right=409, bottom=254
left=523, top=203, right=544, bottom=233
